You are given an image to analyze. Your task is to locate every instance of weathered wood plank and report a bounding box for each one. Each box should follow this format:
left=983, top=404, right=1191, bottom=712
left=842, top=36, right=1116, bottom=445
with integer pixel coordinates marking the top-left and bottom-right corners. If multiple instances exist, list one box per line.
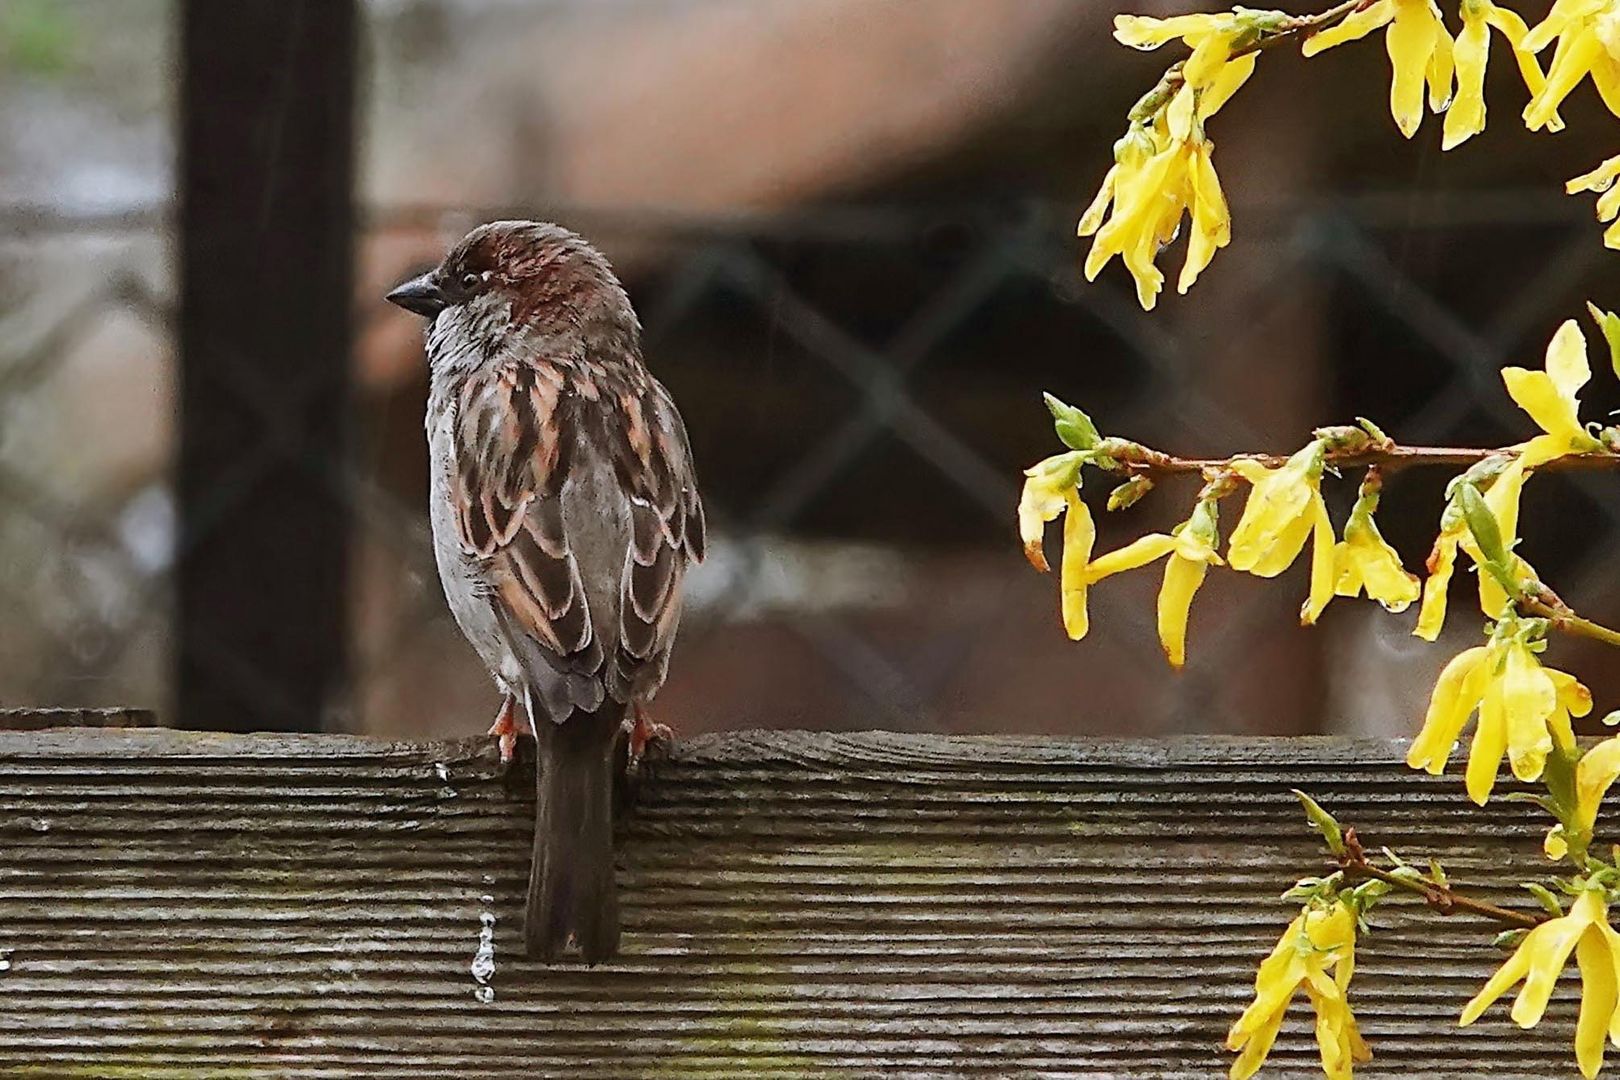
left=0, top=709, right=157, bottom=730
left=0, top=730, right=1587, bottom=1077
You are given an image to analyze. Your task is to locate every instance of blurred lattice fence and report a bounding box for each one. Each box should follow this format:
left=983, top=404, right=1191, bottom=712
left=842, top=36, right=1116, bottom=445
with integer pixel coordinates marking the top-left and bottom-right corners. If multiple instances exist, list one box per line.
left=1, top=194, right=1615, bottom=738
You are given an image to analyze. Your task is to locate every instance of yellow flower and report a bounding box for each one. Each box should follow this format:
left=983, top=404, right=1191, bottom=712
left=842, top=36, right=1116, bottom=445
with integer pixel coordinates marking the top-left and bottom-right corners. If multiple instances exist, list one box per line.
left=1333, top=477, right=1420, bottom=613
left=1304, top=0, right=1456, bottom=138
left=1460, top=886, right=1620, bottom=1079
left=1227, top=442, right=1337, bottom=623
left=1113, top=12, right=1232, bottom=47
left=1414, top=455, right=1530, bottom=640
left=1018, top=453, right=1096, bottom=640
left=1078, top=126, right=1152, bottom=245
left=1080, top=84, right=1234, bottom=310
left=1114, top=12, right=1238, bottom=88
left=1018, top=452, right=1082, bottom=572
left=1414, top=515, right=1464, bottom=641
left=1200, top=52, right=1259, bottom=117
left=1175, top=130, right=1233, bottom=298
left=1503, top=318, right=1602, bottom=467
left=1406, top=623, right=1592, bottom=804
left=1445, top=0, right=1563, bottom=148
left=1061, top=488, right=1097, bottom=641
left=1227, top=443, right=1324, bottom=574
left=1465, top=455, right=1531, bottom=618
left=1569, top=153, right=1620, bottom=250
left=1083, top=500, right=1224, bottom=668
left=1112, top=10, right=1279, bottom=93
left=1228, top=899, right=1369, bottom=1080
left=1521, top=0, right=1620, bottom=130
left=1547, top=731, right=1620, bottom=862
left=1079, top=126, right=1181, bottom=311
left=1418, top=326, right=1595, bottom=628
left=1551, top=670, right=1594, bottom=754
left=1525, top=0, right=1615, bottom=52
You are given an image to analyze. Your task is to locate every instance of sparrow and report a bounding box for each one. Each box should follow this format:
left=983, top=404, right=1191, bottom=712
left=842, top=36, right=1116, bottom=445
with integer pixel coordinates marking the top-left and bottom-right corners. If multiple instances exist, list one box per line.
left=386, top=221, right=705, bottom=963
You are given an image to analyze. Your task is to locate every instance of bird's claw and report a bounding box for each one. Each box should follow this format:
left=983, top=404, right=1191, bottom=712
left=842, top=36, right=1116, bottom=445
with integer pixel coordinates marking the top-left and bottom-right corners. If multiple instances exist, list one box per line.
left=622, top=705, right=675, bottom=769
left=487, top=694, right=526, bottom=765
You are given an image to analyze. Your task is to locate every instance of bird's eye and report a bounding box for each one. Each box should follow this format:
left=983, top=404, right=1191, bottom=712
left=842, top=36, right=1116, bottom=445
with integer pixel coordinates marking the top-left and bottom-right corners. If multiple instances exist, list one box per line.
left=461, top=272, right=481, bottom=290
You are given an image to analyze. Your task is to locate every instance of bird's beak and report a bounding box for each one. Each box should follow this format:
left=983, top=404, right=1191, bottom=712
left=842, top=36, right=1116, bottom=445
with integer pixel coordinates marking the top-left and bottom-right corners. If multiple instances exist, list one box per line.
left=385, top=272, right=450, bottom=318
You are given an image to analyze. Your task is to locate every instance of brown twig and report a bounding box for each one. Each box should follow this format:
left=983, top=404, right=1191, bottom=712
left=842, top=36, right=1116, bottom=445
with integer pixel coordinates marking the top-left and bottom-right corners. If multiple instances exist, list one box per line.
left=1338, top=828, right=1542, bottom=930
left=1516, top=581, right=1620, bottom=650
left=1342, top=863, right=1543, bottom=929
left=1099, top=442, right=1620, bottom=478
left=1238, top=0, right=1378, bottom=58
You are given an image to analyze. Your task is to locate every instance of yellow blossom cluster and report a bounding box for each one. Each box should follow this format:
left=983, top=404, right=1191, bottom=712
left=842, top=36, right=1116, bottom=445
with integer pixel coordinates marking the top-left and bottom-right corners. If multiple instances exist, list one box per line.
left=1078, top=11, right=1262, bottom=309
left=1019, top=310, right=1613, bottom=681
left=1521, top=0, right=1620, bottom=131
left=1020, top=313, right=1611, bottom=677
left=1228, top=898, right=1368, bottom=1080
left=1302, top=0, right=1457, bottom=140
left=1407, top=615, right=1592, bottom=804
left=1021, top=437, right=1390, bottom=662
left=1462, top=886, right=1620, bottom=1078
left=1416, top=316, right=1602, bottom=640
left=1083, top=1, right=1620, bottom=310
left=1572, top=153, right=1620, bottom=253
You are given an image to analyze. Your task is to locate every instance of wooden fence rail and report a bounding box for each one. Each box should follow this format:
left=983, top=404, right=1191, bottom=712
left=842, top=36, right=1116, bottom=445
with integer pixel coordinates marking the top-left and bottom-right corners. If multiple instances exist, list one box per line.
left=0, top=725, right=1587, bottom=1077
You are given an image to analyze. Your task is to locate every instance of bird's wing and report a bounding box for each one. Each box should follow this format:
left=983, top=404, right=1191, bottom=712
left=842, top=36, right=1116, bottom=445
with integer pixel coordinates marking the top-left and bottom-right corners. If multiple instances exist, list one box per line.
left=599, top=377, right=706, bottom=702
left=447, top=359, right=606, bottom=712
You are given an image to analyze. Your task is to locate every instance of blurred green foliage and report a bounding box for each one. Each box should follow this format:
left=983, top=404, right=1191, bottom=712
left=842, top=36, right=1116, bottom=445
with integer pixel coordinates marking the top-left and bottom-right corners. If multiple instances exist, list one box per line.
left=1, top=0, right=75, bottom=76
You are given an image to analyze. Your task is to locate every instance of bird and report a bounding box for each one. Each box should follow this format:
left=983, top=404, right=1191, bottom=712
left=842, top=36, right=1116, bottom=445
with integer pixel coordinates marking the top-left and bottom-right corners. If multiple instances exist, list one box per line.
left=385, top=221, right=705, bottom=963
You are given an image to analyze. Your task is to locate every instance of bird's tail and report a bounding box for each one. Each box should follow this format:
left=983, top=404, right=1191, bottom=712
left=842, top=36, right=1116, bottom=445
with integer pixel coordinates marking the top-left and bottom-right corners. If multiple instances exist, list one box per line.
left=527, top=705, right=623, bottom=963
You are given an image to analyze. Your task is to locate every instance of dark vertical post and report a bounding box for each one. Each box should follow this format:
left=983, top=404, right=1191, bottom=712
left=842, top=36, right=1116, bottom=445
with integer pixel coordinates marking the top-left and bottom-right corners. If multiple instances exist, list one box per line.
left=177, top=2, right=356, bottom=731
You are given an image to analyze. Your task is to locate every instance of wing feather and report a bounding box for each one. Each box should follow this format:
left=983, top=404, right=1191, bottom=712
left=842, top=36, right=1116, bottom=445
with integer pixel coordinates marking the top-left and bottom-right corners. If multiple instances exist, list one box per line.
left=449, top=362, right=603, bottom=700
left=607, top=382, right=704, bottom=698
left=451, top=356, right=703, bottom=712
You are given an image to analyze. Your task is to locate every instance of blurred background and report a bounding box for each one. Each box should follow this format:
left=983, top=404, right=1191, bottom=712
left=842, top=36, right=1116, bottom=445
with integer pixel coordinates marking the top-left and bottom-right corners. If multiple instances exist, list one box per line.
left=2, top=0, right=1618, bottom=741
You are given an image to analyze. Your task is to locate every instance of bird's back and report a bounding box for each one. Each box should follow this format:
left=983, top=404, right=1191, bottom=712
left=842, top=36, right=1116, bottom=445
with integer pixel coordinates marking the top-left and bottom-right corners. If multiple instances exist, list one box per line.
left=407, top=219, right=704, bottom=961
left=533, top=417, right=634, bottom=720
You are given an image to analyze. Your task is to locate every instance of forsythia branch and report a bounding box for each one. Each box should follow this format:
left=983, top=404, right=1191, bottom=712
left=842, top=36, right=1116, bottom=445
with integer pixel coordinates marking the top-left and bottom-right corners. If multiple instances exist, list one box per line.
left=1337, top=827, right=1542, bottom=930
left=1513, top=581, right=1620, bottom=651
left=1085, top=429, right=1620, bottom=648
left=1093, top=439, right=1620, bottom=478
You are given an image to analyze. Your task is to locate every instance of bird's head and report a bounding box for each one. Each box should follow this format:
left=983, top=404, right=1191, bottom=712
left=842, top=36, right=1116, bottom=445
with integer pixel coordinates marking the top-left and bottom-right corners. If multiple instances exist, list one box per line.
left=386, top=220, right=637, bottom=347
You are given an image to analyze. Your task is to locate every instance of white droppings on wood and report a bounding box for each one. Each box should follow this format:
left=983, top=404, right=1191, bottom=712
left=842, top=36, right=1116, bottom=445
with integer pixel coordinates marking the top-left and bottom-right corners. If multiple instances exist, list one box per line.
left=471, top=908, right=497, bottom=1006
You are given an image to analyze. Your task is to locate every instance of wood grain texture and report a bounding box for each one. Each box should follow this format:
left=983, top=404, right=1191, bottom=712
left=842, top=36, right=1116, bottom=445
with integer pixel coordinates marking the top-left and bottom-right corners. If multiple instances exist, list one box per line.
left=0, top=729, right=1587, bottom=1077
left=0, top=709, right=157, bottom=731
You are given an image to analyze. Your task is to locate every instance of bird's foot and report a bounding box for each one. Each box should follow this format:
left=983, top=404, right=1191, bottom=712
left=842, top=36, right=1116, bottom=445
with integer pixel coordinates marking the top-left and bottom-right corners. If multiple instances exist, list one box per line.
left=623, top=704, right=675, bottom=768
left=487, top=694, right=524, bottom=765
